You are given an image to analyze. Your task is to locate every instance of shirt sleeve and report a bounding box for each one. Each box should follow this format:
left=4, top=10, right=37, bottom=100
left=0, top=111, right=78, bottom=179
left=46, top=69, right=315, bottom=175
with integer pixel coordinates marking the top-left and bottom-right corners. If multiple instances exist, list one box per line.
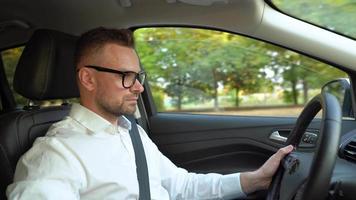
left=137, top=126, right=246, bottom=200
left=6, top=137, right=85, bottom=200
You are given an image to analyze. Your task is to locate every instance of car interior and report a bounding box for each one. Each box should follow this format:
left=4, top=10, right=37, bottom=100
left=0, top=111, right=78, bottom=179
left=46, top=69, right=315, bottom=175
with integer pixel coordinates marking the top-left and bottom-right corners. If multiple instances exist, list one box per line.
left=1, top=0, right=356, bottom=200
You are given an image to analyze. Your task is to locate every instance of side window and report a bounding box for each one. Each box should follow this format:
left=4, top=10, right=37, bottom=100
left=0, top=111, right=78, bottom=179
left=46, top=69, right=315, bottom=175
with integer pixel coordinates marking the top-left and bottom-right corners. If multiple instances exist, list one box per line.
left=1, top=47, right=26, bottom=105
left=134, top=27, right=348, bottom=117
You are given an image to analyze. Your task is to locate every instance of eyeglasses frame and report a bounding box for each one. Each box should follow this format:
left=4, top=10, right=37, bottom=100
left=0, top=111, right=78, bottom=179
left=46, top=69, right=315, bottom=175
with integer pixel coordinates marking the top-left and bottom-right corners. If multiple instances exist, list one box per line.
left=81, top=65, right=146, bottom=89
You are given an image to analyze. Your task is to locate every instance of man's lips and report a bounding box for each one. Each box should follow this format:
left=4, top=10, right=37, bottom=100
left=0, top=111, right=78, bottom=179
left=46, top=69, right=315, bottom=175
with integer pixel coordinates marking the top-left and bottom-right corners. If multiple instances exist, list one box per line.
left=126, top=98, right=138, bottom=102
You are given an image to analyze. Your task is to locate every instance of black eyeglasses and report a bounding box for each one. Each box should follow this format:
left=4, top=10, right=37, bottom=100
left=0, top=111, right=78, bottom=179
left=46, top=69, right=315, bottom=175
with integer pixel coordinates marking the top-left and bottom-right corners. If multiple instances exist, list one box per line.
left=83, top=65, right=146, bottom=89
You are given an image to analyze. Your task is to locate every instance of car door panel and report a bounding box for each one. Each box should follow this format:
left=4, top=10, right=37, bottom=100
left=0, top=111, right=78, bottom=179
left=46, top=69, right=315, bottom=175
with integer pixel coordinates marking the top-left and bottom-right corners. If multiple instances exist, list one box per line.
left=148, top=113, right=322, bottom=174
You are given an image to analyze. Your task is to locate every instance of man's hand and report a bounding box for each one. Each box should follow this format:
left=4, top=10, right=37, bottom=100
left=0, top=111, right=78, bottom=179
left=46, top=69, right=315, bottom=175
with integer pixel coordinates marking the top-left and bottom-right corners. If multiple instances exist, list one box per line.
left=240, top=145, right=294, bottom=194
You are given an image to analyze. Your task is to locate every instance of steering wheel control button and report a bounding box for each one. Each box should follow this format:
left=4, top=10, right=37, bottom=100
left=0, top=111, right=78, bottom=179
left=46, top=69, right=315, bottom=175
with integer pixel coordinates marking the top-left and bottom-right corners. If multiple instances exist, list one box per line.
left=299, top=132, right=318, bottom=148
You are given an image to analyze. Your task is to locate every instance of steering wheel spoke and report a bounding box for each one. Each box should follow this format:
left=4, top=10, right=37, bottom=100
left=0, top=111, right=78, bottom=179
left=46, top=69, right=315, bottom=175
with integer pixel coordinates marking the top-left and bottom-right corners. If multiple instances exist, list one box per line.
left=279, top=151, right=314, bottom=200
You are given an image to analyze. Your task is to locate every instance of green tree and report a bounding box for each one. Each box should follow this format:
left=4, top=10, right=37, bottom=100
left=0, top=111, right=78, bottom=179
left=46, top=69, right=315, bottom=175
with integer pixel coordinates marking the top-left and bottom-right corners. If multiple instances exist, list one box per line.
left=1, top=47, right=26, bottom=105
left=273, top=0, right=356, bottom=39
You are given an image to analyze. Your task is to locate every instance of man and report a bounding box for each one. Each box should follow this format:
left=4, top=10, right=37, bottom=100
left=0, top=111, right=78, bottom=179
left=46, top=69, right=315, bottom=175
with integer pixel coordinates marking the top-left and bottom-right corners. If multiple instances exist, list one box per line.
left=7, top=27, right=293, bottom=199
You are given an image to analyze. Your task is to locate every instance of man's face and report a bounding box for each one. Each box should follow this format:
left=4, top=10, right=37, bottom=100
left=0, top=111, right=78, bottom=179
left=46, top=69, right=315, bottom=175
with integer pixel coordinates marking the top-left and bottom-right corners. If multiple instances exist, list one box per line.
left=90, top=43, right=144, bottom=117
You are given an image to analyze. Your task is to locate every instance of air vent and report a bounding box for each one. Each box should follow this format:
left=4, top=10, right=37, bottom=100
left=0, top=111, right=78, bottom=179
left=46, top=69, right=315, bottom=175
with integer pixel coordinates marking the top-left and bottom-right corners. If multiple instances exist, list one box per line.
left=340, top=138, right=356, bottom=163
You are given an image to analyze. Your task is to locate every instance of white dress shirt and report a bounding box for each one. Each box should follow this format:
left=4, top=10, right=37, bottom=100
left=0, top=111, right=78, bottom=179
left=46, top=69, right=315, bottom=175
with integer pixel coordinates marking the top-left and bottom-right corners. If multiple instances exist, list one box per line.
left=7, top=103, right=246, bottom=200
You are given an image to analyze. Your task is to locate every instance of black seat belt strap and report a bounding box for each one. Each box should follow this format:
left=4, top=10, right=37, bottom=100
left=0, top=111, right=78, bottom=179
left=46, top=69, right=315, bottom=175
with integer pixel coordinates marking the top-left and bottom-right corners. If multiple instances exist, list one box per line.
left=127, top=115, right=151, bottom=200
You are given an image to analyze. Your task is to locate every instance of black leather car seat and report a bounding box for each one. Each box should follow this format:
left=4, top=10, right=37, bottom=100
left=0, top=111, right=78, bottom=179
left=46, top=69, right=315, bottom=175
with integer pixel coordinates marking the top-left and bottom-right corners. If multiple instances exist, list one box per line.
left=0, top=29, right=78, bottom=200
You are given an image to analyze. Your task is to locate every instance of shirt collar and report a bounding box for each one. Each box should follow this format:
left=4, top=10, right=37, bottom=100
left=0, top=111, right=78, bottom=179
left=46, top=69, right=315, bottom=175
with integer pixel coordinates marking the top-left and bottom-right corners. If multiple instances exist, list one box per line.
left=118, top=115, right=132, bottom=130
left=69, top=103, right=132, bottom=134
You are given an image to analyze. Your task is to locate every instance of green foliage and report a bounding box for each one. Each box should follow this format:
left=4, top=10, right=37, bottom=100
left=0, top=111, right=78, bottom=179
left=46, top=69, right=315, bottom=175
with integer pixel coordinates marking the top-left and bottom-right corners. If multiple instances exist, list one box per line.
left=135, top=27, right=347, bottom=111
left=1, top=47, right=27, bottom=105
left=283, top=90, right=296, bottom=105
left=272, top=0, right=356, bottom=39
left=152, top=89, right=165, bottom=112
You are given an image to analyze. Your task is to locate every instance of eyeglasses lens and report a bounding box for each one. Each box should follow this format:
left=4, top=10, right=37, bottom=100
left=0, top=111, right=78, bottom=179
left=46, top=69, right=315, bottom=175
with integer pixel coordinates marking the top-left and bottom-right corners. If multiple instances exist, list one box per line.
left=123, top=72, right=146, bottom=88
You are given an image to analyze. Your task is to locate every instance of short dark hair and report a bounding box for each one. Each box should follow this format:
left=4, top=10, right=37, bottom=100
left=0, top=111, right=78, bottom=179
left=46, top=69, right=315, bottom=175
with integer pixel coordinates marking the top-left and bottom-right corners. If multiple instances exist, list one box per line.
left=74, top=27, right=134, bottom=67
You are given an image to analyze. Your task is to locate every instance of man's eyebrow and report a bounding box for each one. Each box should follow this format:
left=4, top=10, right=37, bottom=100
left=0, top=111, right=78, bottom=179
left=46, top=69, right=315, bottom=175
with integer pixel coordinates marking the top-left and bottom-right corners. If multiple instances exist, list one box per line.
left=118, top=67, right=142, bottom=72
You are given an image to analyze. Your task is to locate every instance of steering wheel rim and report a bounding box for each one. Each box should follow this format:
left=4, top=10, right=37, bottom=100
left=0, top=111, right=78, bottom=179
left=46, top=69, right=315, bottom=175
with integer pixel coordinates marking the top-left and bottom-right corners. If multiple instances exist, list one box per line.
left=267, top=92, right=342, bottom=200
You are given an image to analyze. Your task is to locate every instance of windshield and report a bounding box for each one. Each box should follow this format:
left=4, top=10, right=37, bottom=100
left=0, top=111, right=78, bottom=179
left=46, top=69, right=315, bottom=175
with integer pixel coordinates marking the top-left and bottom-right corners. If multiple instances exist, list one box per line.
left=270, top=0, right=356, bottom=39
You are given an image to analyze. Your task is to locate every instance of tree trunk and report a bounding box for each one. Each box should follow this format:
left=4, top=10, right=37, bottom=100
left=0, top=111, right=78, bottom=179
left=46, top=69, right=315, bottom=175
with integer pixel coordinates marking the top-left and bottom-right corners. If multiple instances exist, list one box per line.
left=291, top=80, right=298, bottom=105
left=212, top=69, right=219, bottom=111
left=177, top=79, right=183, bottom=110
left=177, top=91, right=182, bottom=110
left=235, top=87, right=240, bottom=107
left=303, top=80, right=308, bottom=104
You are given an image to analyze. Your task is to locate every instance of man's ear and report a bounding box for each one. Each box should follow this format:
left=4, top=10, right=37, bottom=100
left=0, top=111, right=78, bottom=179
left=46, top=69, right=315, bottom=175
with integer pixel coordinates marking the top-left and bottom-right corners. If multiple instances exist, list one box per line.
left=78, top=68, right=96, bottom=91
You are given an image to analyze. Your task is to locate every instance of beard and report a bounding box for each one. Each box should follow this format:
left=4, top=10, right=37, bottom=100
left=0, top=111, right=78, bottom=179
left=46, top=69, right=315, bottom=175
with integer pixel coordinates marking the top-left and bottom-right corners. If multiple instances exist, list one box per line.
left=96, top=91, right=137, bottom=117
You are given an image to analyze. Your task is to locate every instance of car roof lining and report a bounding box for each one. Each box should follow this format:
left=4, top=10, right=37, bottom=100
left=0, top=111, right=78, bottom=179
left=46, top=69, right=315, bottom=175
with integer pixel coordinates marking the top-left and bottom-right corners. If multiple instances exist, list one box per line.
left=1, top=0, right=356, bottom=71
left=0, top=0, right=263, bottom=49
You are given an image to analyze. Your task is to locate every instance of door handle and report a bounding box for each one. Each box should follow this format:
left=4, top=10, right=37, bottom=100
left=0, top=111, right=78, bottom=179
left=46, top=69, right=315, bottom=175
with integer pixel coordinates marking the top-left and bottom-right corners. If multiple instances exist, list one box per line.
left=269, top=131, right=287, bottom=142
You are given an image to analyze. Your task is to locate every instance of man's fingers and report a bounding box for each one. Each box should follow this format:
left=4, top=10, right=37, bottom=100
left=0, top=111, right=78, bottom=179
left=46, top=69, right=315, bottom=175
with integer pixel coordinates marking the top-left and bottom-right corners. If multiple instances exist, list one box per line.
left=275, top=145, right=294, bottom=160
left=253, top=145, right=294, bottom=191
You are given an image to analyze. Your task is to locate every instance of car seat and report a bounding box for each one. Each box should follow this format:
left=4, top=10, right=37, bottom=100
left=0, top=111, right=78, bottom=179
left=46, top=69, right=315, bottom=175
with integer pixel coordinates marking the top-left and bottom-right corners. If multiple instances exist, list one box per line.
left=0, top=29, right=78, bottom=200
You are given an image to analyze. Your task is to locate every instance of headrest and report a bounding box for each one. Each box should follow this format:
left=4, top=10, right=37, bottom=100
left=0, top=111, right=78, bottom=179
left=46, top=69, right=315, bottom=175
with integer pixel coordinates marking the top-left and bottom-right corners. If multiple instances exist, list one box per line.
left=14, top=29, right=79, bottom=100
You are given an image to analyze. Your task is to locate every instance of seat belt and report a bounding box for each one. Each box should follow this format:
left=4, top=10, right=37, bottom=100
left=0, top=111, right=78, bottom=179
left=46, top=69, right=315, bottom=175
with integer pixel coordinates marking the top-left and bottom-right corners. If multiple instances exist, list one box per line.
left=127, top=115, right=151, bottom=200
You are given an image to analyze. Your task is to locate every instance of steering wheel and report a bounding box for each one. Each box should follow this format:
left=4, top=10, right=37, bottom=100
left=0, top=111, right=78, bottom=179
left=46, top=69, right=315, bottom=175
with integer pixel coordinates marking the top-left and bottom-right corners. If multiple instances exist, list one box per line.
left=267, top=92, right=342, bottom=200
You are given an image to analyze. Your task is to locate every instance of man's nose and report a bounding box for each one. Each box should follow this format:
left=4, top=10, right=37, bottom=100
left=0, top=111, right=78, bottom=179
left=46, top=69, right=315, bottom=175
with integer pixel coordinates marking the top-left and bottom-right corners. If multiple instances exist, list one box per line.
left=130, top=79, right=144, bottom=93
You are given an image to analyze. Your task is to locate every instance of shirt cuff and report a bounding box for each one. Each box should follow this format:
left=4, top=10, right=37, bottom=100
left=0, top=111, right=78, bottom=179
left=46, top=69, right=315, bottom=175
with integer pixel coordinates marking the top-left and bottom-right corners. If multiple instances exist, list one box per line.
left=221, top=173, right=247, bottom=199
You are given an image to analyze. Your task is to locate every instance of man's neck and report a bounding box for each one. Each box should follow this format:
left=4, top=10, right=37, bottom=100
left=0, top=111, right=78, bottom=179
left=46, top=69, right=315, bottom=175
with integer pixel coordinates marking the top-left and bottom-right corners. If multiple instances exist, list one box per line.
left=79, top=102, right=119, bottom=126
